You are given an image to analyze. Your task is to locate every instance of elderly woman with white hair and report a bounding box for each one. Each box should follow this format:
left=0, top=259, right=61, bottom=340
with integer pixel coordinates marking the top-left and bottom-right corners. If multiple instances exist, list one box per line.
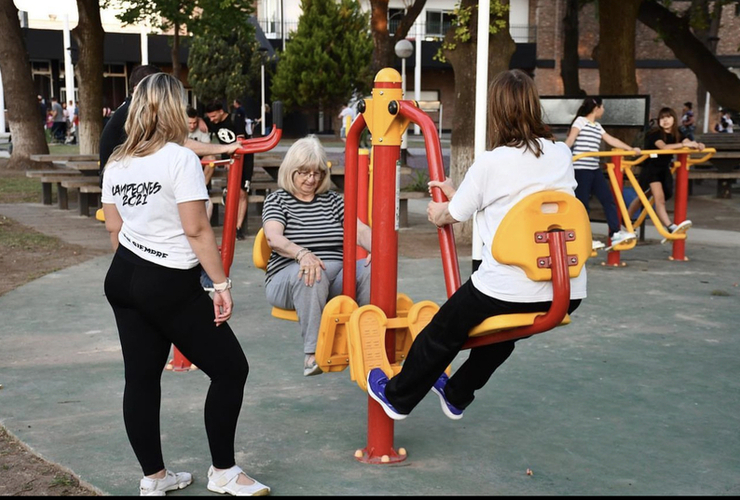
left=261, top=135, right=372, bottom=376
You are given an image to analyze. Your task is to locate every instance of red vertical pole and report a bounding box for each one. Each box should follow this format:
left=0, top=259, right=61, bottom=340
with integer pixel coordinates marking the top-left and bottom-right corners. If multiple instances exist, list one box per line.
left=606, top=156, right=623, bottom=267
left=357, top=149, right=370, bottom=260
left=672, top=153, right=689, bottom=261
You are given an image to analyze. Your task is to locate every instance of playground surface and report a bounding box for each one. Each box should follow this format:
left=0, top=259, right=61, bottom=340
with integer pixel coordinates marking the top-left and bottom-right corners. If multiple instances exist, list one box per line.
left=1, top=174, right=740, bottom=496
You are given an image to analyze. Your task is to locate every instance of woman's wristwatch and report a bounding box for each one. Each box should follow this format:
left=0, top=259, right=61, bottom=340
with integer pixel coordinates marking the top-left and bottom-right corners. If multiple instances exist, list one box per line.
left=213, top=277, right=232, bottom=293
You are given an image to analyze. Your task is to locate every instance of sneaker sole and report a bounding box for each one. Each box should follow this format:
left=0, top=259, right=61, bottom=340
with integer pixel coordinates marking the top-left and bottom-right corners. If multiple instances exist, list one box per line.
left=661, top=223, right=692, bottom=244
left=141, top=478, right=192, bottom=496
left=207, top=482, right=270, bottom=496
left=303, top=364, right=323, bottom=377
left=431, top=386, right=463, bottom=420
left=366, top=376, right=407, bottom=421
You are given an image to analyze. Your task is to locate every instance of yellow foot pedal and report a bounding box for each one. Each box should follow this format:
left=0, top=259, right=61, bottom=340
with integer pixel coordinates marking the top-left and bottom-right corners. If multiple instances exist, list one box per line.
left=315, top=295, right=358, bottom=374
left=347, top=305, right=394, bottom=391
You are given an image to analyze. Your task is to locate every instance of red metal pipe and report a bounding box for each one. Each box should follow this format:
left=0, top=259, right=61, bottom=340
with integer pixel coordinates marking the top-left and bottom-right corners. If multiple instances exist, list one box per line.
left=672, top=153, right=689, bottom=261
left=397, top=101, right=461, bottom=297
left=357, top=149, right=370, bottom=260
left=606, top=155, right=623, bottom=267
left=462, top=230, right=572, bottom=349
left=342, top=114, right=366, bottom=298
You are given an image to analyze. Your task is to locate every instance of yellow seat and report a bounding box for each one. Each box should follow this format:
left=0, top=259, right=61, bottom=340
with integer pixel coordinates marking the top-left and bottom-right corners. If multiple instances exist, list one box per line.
left=252, top=228, right=299, bottom=322
left=462, top=191, right=591, bottom=349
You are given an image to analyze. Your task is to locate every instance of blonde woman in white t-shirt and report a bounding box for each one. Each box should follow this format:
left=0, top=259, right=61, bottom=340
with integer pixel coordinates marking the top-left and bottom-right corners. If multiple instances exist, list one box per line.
left=366, top=69, right=587, bottom=422
left=102, top=73, right=269, bottom=497
left=564, top=96, right=641, bottom=250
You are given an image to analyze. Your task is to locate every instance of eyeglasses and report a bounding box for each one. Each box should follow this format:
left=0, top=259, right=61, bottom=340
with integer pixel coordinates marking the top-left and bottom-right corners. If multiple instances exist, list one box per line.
left=295, top=170, right=324, bottom=180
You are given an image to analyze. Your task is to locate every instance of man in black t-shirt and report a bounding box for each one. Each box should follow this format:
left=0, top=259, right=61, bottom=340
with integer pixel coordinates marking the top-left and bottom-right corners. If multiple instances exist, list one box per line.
left=205, top=100, right=253, bottom=240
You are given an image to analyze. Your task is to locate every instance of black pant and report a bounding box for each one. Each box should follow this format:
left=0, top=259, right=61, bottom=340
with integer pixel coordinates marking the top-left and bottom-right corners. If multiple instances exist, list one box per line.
left=386, top=279, right=581, bottom=413
left=104, top=246, right=248, bottom=475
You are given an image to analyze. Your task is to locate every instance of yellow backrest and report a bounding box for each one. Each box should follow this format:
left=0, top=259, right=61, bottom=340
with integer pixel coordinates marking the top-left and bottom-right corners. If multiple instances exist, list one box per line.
left=492, top=191, right=591, bottom=281
left=253, top=228, right=271, bottom=271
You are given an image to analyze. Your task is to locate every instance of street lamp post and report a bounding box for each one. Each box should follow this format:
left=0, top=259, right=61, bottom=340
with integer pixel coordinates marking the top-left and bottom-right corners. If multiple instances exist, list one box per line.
left=394, top=39, right=413, bottom=166
left=258, top=47, right=269, bottom=136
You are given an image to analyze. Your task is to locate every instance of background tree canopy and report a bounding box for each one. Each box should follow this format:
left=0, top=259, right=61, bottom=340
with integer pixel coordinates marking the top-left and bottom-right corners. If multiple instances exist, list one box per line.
left=271, top=0, right=373, bottom=114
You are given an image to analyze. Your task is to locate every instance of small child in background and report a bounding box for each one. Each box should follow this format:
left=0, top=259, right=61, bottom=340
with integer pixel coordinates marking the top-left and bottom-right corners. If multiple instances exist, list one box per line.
left=565, top=96, right=641, bottom=250
left=627, top=106, right=704, bottom=241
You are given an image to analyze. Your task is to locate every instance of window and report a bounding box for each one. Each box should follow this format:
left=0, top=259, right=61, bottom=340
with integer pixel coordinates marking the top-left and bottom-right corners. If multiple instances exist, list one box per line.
left=425, top=10, right=453, bottom=37
left=388, top=8, right=404, bottom=34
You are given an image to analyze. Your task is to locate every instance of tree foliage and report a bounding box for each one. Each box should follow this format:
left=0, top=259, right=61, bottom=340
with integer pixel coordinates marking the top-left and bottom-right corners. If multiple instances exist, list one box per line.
left=187, top=18, right=261, bottom=104
left=103, top=0, right=255, bottom=79
left=271, top=0, right=373, bottom=114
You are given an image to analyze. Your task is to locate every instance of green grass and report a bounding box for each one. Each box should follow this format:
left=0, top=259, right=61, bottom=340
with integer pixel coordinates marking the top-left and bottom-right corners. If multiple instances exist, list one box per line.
left=0, top=175, right=41, bottom=203
left=50, top=474, right=77, bottom=487
left=402, top=169, right=429, bottom=192
left=0, top=217, right=59, bottom=250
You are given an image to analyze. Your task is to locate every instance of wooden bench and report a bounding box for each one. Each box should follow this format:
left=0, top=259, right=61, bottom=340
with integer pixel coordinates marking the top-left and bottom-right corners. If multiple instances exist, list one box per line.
left=398, top=191, right=427, bottom=228
left=29, top=171, right=82, bottom=205
left=59, top=178, right=100, bottom=211
left=29, top=153, right=99, bottom=162
left=693, top=134, right=740, bottom=198
left=78, top=184, right=102, bottom=217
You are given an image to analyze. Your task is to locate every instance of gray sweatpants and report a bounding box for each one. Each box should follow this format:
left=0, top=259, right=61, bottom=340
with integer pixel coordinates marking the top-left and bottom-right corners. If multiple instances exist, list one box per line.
left=265, top=260, right=371, bottom=353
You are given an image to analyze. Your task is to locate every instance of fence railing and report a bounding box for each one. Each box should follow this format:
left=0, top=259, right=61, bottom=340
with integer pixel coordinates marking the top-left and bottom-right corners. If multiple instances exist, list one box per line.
left=258, top=20, right=536, bottom=45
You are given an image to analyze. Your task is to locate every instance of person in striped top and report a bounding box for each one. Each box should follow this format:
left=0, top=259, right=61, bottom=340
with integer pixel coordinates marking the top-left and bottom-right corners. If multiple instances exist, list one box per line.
left=261, top=135, right=372, bottom=376
left=565, top=96, right=641, bottom=250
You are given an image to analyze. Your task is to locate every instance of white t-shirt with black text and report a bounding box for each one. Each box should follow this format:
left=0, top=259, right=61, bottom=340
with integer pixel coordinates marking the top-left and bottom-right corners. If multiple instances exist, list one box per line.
left=101, top=142, right=209, bottom=269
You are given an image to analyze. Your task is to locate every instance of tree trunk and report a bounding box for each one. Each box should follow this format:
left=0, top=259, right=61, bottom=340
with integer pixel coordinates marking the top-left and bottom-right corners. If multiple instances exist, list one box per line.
left=445, top=0, right=515, bottom=245
left=561, top=0, right=584, bottom=96
left=172, top=24, right=181, bottom=81
left=0, top=0, right=50, bottom=169
left=72, top=0, right=104, bottom=155
left=593, top=0, right=641, bottom=145
left=638, top=0, right=740, bottom=114
left=370, top=0, right=427, bottom=77
left=690, top=0, right=722, bottom=133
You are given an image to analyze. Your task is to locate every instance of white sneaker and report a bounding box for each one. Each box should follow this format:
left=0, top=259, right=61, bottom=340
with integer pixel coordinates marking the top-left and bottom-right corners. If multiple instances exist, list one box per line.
left=662, top=220, right=692, bottom=244
left=139, top=470, right=192, bottom=496
left=591, top=240, right=605, bottom=251
left=303, top=354, right=322, bottom=377
left=207, top=465, right=270, bottom=496
left=609, top=230, right=636, bottom=247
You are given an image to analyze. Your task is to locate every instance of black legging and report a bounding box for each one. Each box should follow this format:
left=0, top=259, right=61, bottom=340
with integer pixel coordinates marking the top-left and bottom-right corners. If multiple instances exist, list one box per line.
left=386, top=279, right=581, bottom=414
left=104, top=246, right=248, bottom=475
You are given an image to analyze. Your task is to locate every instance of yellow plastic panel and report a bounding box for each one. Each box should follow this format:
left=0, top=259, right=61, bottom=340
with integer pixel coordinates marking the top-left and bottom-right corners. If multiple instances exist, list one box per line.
left=469, top=313, right=571, bottom=337
left=492, top=192, right=591, bottom=281
left=252, top=228, right=271, bottom=271
left=347, top=305, right=394, bottom=391
left=315, top=295, right=358, bottom=373
left=95, top=208, right=105, bottom=222
left=271, top=307, right=298, bottom=322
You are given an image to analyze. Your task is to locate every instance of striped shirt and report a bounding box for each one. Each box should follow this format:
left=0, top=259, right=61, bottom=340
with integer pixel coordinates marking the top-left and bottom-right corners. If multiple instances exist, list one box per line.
left=261, top=189, right=345, bottom=282
left=571, top=116, right=605, bottom=170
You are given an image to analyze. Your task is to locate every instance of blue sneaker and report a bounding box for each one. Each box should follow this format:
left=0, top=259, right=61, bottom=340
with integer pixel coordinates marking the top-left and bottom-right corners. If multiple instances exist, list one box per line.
left=366, top=368, right=407, bottom=420
left=431, top=373, right=464, bottom=420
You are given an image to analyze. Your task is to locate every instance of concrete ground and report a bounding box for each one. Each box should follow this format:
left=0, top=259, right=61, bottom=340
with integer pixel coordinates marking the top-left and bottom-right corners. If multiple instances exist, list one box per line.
left=0, top=168, right=739, bottom=496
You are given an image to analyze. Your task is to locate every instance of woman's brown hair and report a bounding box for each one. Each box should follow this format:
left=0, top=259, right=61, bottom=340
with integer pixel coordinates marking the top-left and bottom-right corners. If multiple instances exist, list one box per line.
left=654, top=107, right=680, bottom=141
left=487, top=69, right=552, bottom=157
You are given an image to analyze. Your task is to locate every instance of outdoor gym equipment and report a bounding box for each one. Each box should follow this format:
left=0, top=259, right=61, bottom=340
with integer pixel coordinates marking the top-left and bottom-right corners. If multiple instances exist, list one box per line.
left=614, top=148, right=714, bottom=263
left=167, top=102, right=284, bottom=372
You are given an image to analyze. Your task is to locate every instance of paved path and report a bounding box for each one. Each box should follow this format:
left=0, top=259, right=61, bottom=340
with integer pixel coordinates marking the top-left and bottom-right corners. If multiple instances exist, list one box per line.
left=1, top=168, right=739, bottom=495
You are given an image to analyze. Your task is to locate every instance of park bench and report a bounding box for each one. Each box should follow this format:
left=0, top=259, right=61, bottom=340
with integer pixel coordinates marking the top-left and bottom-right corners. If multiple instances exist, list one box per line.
left=0, top=132, right=11, bottom=155
left=692, top=133, right=740, bottom=198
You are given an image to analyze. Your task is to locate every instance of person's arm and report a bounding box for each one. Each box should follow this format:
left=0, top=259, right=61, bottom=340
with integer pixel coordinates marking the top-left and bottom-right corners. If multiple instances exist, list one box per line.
left=185, top=138, right=239, bottom=158
left=357, top=219, right=372, bottom=265
left=656, top=137, right=704, bottom=150
left=427, top=177, right=456, bottom=201
left=264, top=219, right=326, bottom=286
left=178, top=200, right=232, bottom=326
left=427, top=201, right=459, bottom=228
left=103, top=203, right=122, bottom=251
left=564, top=126, right=580, bottom=148
left=603, top=132, right=641, bottom=155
